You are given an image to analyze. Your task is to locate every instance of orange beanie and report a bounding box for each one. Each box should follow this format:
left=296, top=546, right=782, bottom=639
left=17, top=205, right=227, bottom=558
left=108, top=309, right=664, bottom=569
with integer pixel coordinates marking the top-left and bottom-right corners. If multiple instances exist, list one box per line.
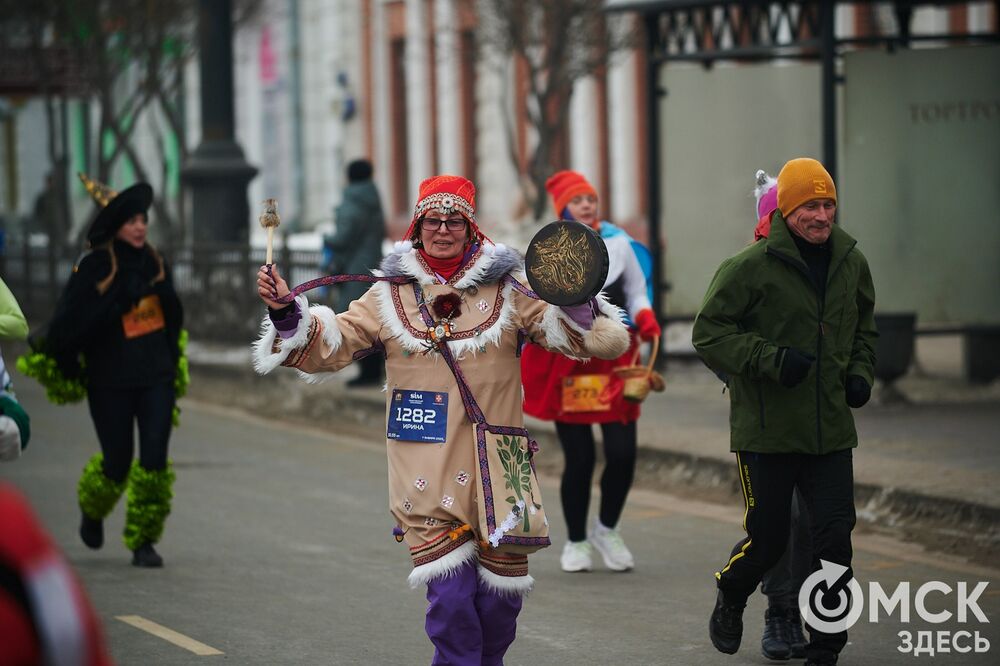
left=777, top=158, right=837, bottom=216
left=545, top=170, right=598, bottom=217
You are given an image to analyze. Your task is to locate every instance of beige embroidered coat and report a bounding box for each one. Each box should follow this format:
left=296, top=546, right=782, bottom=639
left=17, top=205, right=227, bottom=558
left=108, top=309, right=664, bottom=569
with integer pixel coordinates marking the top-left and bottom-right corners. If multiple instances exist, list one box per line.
left=253, top=244, right=627, bottom=593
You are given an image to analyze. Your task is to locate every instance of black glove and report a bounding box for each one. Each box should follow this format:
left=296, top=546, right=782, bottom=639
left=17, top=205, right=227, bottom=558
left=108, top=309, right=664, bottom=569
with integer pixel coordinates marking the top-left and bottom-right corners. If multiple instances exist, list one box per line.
left=54, top=351, right=82, bottom=380
left=778, top=347, right=815, bottom=388
left=845, top=375, right=871, bottom=408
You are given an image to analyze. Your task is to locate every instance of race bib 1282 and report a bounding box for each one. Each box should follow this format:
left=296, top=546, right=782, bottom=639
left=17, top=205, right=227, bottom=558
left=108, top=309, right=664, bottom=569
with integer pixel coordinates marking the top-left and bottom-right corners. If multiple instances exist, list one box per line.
left=387, top=389, right=448, bottom=443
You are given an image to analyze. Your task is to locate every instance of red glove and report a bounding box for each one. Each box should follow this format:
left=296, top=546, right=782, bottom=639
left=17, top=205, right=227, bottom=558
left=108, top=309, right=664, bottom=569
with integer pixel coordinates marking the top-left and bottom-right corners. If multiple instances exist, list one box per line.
left=634, top=308, right=661, bottom=342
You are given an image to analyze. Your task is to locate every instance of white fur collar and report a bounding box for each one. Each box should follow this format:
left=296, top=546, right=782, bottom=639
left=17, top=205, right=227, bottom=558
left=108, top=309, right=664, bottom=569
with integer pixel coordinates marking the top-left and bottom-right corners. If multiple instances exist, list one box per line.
left=370, top=279, right=516, bottom=361
left=375, top=242, right=523, bottom=289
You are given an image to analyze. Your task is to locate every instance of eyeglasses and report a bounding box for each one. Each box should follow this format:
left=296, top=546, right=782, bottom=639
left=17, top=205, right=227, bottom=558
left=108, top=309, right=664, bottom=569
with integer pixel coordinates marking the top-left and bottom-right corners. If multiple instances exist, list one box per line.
left=420, top=218, right=467, bottom=232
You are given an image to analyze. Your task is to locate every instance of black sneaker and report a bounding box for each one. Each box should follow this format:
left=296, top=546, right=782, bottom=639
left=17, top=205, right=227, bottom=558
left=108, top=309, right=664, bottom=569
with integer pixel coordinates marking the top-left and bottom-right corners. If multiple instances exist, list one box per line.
left=79, top=512, right=103, bottom=550
left=709, top=590, right=745, bottom=654
left=786, top=606, right=807, bottom=658
left=762, top=607, right=791, bottom=660
left=131, top=542, right=164, bottom=568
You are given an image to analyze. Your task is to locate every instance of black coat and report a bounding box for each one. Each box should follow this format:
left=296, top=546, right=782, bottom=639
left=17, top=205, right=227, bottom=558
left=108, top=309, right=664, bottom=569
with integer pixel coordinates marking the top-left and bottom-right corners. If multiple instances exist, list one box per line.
left=49, top=240, right=183, bottom=389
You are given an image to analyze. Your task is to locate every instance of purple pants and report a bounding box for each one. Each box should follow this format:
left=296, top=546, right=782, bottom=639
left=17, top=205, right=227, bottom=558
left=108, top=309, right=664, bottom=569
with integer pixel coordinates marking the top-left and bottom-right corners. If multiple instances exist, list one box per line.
left=425, top=562, right=523, bottom=666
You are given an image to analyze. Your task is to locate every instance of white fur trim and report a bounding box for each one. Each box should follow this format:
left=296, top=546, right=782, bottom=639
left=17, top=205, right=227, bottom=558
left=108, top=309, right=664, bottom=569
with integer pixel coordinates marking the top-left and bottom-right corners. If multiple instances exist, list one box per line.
left=481, top=241, right=508, bottom=257
left=407, top=540, right=477, bottom=589
left=535, top=293, right=626, bottom=361
left=292, top=305, right=343, bottom=384
left=584, top=316, right=630, bottom=360
left=594, top=292, right=626, bottom=323
left=453, top=255, right=494, bottom=291
left=453, top=246, right=522, bottom=291
left=371, top=281, right=431, bottom=356
left=537, top=306, right=589, bottom=361
left=393, top=240, right=413, bottom=254
left=371, top=280, right=515, bottom=360
left=400, top=250, right=437, bottom=285
left=251, top=294, right=311, bottom=374
left=477, top=566, right=535, bottom=598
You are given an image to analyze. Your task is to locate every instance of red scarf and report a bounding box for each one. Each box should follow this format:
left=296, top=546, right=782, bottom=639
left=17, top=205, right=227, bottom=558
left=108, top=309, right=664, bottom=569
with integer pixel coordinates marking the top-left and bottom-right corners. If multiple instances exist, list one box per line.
left=418, top=248, right=466, bottom=281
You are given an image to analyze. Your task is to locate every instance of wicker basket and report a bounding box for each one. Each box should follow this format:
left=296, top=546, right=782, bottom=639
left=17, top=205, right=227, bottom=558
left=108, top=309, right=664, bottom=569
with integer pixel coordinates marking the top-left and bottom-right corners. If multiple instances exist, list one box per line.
left=612, top=337, right=665, bottom=403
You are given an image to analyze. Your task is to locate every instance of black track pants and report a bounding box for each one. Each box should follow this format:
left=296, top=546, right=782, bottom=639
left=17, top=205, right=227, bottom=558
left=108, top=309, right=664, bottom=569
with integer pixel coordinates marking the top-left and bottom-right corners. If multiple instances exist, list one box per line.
left=760, top=486, right=812, bottom=609
left=715, top=449, right=855, bottom=662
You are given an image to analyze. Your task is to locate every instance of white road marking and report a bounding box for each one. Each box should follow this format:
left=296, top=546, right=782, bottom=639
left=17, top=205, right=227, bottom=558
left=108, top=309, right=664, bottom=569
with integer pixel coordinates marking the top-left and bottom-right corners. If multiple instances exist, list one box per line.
left=116, top=615, right=223, bottom=656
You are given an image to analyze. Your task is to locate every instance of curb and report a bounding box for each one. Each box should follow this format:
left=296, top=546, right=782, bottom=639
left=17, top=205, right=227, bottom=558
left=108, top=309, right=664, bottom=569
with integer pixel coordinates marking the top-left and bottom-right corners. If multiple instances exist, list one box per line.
left=187, top=360, right=1000, bottom=567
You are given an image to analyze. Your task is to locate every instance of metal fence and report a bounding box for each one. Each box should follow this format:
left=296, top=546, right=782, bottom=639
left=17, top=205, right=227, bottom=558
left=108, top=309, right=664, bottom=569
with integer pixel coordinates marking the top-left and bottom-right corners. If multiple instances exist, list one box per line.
left=1, top=236, right=328, bottom=344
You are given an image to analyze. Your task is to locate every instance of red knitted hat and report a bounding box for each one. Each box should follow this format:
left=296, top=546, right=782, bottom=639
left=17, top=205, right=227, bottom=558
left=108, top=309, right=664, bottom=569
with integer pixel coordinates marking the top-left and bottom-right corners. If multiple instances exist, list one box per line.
left=545, top=170, right=598, bottom=217
left=404, top=174, right=488, bottom=243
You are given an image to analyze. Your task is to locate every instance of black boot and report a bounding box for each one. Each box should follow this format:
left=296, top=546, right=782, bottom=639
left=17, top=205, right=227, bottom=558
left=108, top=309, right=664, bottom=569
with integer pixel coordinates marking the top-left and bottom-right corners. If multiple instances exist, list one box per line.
left=762, top=607, right=791, bottom=660
left=131, top=542, right=164, bottom=568
left=786, top=606, right=807, bottom=658
left=79, top=512, right=104, bottom=550
left=709, top=590, right=745, bottom=654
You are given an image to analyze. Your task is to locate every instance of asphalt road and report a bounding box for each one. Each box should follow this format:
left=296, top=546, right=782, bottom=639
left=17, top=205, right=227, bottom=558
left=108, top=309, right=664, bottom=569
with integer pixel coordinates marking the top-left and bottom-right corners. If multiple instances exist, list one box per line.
left=3, top=376, right=999, bottom=665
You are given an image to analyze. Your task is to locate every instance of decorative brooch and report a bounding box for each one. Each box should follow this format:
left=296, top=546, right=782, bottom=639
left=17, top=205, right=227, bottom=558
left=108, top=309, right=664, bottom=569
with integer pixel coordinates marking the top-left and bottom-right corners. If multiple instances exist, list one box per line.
left=427, top=293, right=463, bottom=344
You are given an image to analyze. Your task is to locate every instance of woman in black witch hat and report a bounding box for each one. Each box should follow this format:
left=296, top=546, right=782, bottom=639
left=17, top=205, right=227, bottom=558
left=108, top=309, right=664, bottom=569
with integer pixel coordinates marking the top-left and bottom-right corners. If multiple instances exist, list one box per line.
left=44, top=174, right=184, bottom=567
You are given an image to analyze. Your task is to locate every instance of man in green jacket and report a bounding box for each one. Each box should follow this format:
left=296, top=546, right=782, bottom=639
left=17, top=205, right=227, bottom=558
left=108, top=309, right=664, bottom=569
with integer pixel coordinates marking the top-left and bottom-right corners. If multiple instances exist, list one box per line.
left=693, top=158, right=877, bottom=665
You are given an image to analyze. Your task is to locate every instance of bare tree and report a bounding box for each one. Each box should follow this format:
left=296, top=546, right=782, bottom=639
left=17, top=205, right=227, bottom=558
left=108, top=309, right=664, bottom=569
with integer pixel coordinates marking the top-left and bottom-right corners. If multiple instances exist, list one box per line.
left=2, top=0, right=262, bottom=252
left=477, top=0, right=635, bottom=222
left=0, top=0, right=82, bottom=259
left=51, top=0, right=199, bottom=248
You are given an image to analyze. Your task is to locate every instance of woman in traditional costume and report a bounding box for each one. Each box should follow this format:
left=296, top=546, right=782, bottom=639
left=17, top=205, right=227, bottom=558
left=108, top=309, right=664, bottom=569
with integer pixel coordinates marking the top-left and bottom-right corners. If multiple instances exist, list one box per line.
left=253, top=174, right=628, bottom=665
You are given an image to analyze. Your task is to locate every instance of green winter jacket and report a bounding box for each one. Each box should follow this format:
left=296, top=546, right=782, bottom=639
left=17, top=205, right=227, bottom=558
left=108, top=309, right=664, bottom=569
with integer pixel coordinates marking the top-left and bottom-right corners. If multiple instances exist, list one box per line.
left=325, top=180, right=386, bottom=311
left=692, top=214, right=877, bottom=455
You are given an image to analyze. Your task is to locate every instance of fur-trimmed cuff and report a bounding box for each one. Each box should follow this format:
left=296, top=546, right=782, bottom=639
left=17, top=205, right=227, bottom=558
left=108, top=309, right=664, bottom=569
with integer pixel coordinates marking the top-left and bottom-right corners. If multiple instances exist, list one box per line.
left=584, top=316, right=630, bottom=360
left=252, top=295, right=343, bottom=374
left=407, top=539, right=477, bottom=589
left=539, top=293, right=626, bottom=360
left=477, top=566, right=534, bottom=598
left=538, top=304, right=588, bottom=359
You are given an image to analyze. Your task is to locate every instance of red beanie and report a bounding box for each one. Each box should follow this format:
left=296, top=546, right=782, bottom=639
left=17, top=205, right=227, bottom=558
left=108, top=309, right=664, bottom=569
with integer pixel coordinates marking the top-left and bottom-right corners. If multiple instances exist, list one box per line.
left=404, top=174, right=488, bottom=243
left=545, top=170, right=598, bottom=218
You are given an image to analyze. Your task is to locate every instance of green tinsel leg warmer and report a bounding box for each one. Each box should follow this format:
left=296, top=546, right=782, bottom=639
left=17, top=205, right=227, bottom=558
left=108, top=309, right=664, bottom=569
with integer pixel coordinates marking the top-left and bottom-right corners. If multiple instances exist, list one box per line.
left=123, top=461, right=175, bottom=551
left=78, top=454, right=126, bottom=520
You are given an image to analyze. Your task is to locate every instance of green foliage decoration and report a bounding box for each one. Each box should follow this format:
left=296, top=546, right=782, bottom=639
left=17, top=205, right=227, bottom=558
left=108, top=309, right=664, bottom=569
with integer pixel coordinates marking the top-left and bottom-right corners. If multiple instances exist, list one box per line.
left=123, top=460, right=175, bottom=551
left=17, top=329, right=190, bottom=425
left=78, top=454, right=126, bottom=520
left=171, top=329, right=189, bottom=426
left=15, top=349, right=87, bottom=405
left=498, top=434, right=535, bottom=533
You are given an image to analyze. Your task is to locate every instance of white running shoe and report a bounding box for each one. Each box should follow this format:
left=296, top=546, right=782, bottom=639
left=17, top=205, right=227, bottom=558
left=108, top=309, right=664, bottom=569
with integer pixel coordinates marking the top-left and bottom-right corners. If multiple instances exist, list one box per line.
left=590, top=522, right=634, bottom=571
left=560, top=540, right=593, bottom=572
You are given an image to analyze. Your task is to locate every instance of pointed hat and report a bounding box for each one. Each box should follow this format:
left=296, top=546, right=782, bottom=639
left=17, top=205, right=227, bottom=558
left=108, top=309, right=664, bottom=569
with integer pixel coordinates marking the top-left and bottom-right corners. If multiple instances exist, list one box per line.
left=78, top=172, right=153, bottom=244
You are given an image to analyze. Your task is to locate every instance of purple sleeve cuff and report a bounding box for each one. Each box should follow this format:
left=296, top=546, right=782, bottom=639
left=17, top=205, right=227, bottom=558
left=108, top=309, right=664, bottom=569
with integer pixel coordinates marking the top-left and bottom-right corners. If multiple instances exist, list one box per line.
left=270, top=300, right=302, bottom=339
left=560, top=299, right=599, bottom=330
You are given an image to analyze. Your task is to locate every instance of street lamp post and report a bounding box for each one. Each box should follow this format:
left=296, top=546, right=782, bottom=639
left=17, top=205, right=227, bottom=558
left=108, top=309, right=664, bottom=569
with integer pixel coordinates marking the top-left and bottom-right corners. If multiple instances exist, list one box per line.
left=181, top=0, right=258, bottom=244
